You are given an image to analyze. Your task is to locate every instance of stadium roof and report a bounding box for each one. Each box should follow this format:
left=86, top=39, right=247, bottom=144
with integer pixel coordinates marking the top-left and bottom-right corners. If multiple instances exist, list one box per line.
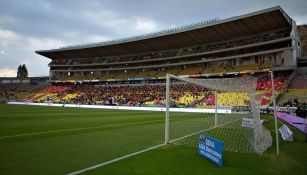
left=36, top=6, right=293, bottom=59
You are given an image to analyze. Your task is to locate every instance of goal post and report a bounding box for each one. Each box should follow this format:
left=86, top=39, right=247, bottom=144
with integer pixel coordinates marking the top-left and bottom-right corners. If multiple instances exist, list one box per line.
left=165, top=73, right=170, bottom=144
left=270, top=70, right=279, bottom=156
left=165, top=74, right=272, bottom=155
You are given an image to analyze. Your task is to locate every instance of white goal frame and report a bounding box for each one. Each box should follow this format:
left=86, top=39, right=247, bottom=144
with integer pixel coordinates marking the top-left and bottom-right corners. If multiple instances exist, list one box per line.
left=165, top=74, right=220, bottom=144
left=164, top=73, right=277, bottom=155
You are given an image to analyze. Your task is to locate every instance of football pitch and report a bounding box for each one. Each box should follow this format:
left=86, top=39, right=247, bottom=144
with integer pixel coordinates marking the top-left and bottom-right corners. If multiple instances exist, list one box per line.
left=0, top=104, right=306, bottom=175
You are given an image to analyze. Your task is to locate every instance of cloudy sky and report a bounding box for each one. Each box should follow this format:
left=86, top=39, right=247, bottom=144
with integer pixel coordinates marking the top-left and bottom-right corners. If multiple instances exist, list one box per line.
left=0, top=0, right=306, bottom=77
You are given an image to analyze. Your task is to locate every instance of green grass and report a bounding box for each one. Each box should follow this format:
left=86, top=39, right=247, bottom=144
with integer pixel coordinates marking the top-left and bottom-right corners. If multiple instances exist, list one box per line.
left=0, top=104, right=306, bottom=175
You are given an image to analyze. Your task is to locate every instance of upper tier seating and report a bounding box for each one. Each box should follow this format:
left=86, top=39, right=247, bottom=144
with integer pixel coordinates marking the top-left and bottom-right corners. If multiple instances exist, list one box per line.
left=230, top=64, right=259, bottom=72
left=179, top=65, right=203, bottom=75
left=53, top=56, right=280, bottom=81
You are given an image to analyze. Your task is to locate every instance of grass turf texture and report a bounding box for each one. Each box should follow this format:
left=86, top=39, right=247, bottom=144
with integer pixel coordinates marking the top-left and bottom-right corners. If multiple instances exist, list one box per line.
left=0, top=104, right=306, bottom=175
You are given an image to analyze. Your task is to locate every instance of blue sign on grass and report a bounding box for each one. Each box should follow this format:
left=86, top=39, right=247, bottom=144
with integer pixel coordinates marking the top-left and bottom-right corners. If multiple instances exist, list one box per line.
left=198, top=134, right=224, bottom=167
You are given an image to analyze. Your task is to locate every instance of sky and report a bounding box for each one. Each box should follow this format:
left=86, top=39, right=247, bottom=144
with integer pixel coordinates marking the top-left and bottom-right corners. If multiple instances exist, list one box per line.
left=0, top=0, right=306, bottom=77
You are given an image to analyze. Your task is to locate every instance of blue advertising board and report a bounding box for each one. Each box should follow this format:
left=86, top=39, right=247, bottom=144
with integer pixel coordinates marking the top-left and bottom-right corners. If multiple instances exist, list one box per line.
left=198, top=134, right=224, bottom=167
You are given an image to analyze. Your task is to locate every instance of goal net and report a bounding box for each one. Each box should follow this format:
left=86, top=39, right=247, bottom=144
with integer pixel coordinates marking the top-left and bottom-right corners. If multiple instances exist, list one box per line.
left=165, top=74, right=272, bottom=155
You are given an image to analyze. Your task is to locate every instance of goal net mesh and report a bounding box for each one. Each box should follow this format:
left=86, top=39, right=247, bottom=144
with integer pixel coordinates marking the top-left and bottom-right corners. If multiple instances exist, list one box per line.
left=166, top=75, right=272, bottom=155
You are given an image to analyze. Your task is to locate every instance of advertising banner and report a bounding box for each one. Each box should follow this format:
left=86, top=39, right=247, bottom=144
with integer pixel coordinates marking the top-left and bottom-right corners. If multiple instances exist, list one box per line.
left=198, top=134, right=224, bottom=167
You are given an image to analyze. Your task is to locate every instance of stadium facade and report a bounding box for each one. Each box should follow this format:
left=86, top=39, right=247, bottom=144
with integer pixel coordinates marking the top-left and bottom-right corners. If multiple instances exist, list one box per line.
left=36, top=6, right=301, bottom=83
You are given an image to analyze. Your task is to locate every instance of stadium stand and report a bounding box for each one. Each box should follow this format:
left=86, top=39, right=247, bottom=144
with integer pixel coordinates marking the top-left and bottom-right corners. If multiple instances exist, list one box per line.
left=1, top=7, right=304, bottom=112
left=0, top=84, right=43, bottom=102
left=16, top=72, right=290, bottom=108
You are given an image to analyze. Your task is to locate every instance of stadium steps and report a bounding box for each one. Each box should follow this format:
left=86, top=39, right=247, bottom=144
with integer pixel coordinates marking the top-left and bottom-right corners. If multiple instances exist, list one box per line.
left=229, top=64, right=259, bottom=72
left=278, top=90, right=307, bottom=106
left=289, top=75, right=307, bottom=89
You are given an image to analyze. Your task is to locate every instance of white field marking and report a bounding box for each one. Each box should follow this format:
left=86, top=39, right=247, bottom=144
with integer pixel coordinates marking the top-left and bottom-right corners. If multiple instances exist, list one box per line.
left=66, top=143, right=166, bottom=175
left=65, top=118, right=242, bottom=175
left=0, top=120, right=163, bottom=139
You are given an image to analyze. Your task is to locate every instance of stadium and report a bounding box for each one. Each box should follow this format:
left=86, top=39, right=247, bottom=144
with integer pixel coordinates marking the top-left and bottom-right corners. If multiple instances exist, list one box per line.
left=0, top=6, right=307, bottom=175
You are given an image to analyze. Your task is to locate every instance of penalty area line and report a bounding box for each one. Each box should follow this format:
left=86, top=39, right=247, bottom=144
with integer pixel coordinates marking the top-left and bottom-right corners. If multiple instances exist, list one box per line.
left=66, top=143, right=166, bottom=175
left=0, top=119, right=163, bottom=139
left=66, top=118, right=243, bottom=175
